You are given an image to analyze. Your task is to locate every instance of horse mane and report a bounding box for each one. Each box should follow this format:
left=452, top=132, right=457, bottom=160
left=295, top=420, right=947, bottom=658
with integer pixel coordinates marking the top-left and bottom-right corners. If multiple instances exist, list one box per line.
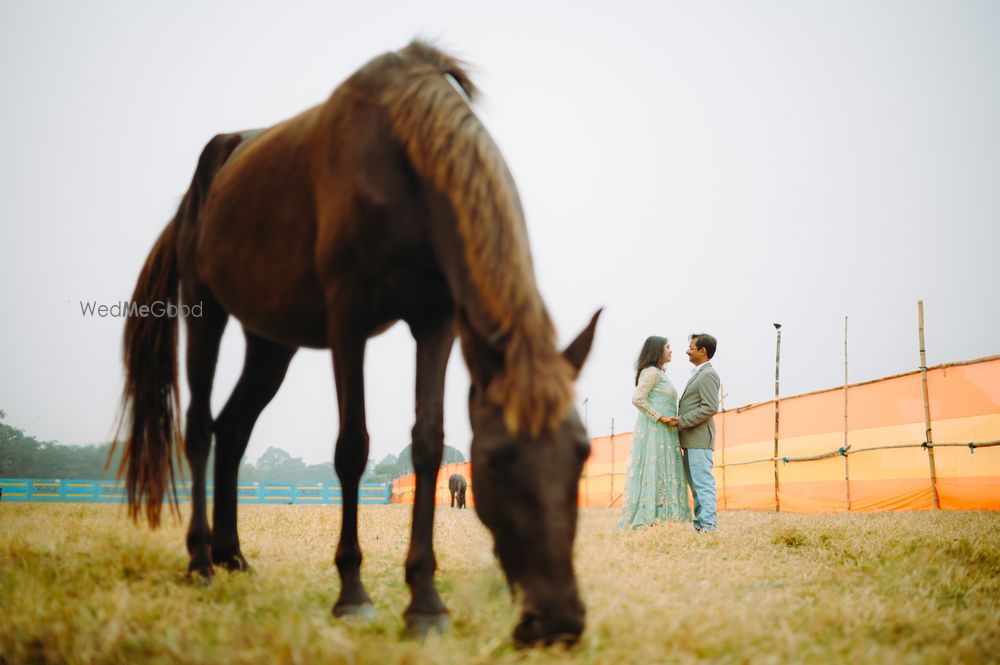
left=382, top=40, right=573, bottom=436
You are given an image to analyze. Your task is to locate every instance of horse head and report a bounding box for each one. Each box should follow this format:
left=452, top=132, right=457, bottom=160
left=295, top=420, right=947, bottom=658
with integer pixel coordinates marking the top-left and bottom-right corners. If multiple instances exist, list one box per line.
left=461, top=309, right=601, bottom=646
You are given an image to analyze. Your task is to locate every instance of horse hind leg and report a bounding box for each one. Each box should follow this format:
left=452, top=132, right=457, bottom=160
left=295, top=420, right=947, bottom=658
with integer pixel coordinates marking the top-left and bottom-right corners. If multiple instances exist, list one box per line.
left=211, top=331, right=296, bottom=571
left=182, top=292, right=228, bottom=583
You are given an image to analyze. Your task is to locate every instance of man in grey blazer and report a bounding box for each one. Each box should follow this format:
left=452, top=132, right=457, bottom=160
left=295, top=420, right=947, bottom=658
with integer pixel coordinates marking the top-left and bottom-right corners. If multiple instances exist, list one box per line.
left=666, top=333, right=720, bottom=532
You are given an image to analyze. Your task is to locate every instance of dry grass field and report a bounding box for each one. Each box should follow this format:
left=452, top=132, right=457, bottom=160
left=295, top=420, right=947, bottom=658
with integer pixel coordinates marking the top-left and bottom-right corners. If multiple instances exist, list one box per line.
left=1, top=503, right=998, bottom=664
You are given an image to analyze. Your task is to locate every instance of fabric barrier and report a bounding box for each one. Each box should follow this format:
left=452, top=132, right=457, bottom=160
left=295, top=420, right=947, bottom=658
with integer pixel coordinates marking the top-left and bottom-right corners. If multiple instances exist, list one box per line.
left=587, top=355, right=1000, bottom=512
left=391, top=355, right=999, bottom=513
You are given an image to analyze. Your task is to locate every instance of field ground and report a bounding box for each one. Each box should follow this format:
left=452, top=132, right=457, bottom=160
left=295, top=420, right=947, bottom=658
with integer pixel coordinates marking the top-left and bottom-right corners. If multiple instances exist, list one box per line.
left=1, top=503, right=999, bottom=664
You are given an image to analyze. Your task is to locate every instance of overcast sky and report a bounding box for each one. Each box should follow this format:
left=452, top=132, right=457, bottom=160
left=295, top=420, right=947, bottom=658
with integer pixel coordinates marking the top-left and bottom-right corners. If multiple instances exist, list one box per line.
left=2, top=1, right=998, bottom=467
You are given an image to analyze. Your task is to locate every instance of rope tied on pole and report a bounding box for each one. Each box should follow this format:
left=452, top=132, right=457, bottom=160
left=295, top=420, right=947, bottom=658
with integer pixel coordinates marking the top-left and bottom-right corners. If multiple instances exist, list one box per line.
left=713, top=439, right=1000, bottom=469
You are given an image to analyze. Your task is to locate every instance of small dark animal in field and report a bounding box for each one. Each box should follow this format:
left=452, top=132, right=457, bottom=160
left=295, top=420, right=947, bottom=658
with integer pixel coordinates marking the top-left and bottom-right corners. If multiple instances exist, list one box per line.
left=449, top=474, right=467, bottom=509
left=112, top=40, right=600, bottom=647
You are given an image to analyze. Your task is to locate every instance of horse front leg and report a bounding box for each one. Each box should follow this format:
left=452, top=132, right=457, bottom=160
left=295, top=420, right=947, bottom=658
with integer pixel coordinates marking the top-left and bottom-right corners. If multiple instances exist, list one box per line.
left=330, top=326, right=374, bottom=618
left=403, top=309, right=454, bottom=637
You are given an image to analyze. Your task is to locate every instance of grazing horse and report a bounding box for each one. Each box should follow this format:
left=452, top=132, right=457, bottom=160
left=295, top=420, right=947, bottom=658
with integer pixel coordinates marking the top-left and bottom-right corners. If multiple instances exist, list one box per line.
left=448, top=473, right=467, bottom=509
left=112, top=41, right=600, bottom=646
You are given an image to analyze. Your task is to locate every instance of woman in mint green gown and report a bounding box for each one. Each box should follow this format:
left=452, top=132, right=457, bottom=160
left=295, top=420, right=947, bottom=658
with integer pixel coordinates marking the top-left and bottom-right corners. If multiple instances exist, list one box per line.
left=617, top=336, right=691, bottom=529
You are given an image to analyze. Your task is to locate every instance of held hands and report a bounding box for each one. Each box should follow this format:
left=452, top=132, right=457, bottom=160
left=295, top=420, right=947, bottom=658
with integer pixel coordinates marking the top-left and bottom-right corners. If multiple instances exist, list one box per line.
left=658, top=416, right=679, bottom=427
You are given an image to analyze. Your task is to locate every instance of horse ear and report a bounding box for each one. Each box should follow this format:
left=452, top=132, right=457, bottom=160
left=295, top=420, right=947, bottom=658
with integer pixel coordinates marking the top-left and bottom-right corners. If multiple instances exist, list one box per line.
left=562, top=308, right=602, bottom=377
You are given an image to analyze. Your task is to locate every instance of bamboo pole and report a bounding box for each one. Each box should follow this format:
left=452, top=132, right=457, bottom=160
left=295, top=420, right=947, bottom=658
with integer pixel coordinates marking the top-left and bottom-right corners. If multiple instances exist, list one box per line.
left=773, top=323, right=782, bottom=512
left=843, top=316, right=851, bottom=512
left=918, top=300, right=941, bottom=510
left=609, top=418, right=615, bottom=507
left=720, top=389, right=728, bottom=511
left=582, top=398, right=590, bottom=508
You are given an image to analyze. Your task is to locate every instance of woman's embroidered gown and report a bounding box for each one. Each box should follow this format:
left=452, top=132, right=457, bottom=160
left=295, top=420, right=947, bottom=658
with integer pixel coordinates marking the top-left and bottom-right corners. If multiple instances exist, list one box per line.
left=617, top=366, right=691, bottom=529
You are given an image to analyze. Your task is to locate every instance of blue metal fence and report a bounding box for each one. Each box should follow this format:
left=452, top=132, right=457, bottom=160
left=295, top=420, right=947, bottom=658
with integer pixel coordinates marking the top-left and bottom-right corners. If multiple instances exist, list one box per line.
left=0, top=479, right=393, bottom=505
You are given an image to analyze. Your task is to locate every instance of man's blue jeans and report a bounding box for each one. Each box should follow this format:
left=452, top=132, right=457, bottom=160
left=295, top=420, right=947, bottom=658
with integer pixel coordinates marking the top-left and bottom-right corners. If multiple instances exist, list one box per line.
left=683, top=448, right=717, bottom=532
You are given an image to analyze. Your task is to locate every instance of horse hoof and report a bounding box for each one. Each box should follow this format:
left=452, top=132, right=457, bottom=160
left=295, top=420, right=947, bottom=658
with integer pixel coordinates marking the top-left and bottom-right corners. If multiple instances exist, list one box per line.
left=404, top=612, right=450, bottom=639
left=332, top=602, right=375, bottom=621
left=185, top=566, right=215, bottom=586
left=215, top=554, right=251, bottom=573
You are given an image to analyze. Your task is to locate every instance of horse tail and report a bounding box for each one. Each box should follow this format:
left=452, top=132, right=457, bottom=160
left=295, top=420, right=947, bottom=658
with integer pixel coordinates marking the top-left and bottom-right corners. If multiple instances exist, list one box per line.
left=382, top=41, right=574, bottom=436
left=110, top=221, right=183, bottom=528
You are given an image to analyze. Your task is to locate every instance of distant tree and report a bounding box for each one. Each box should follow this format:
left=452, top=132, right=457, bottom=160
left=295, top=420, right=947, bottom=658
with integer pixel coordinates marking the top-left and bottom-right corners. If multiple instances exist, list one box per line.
left=355, top=445, right=466, bottom=484
left=300, top=460, right=337, bottom=484
left=443, top=445, right=465, bottom=465
left=1, top=411, right=462, bottom=487
left=254, top=446, right=292, bottom=473
left=0, top=421, right=35, bottom=477
left=1, top=411, right=118, bottom=479
left=237, top=456, right=258, bottom=483
left=395, top=443, right=465, bottom=475
left=367, top=454, right=403, bottom=483
left=378, top=454, right=400, bottom=473
left=247, top=446, right=335, bottom=484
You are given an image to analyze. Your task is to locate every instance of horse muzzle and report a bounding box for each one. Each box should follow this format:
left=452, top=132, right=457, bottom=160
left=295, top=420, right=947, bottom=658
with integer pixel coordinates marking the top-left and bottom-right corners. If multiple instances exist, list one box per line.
left=512, top=598, right=585, bottom=648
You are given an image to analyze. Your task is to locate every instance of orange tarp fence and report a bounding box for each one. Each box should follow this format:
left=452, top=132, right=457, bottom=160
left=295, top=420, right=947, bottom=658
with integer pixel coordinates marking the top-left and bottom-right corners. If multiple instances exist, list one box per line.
left=586, top=355, right=1000, bottom=512
left=392, top=355, right=1000, bottom=512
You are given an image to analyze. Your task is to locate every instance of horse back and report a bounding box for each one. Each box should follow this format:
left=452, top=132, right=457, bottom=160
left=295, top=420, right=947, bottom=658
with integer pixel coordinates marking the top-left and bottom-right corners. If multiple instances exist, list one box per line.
left=194, top=60, right=452, bottom=347
left=174, top=130, right=256, bottom=285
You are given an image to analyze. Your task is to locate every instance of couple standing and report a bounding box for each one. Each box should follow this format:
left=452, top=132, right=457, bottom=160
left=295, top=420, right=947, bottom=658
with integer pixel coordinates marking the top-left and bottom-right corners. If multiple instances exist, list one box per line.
left=617, top=333, right=720, bottom=532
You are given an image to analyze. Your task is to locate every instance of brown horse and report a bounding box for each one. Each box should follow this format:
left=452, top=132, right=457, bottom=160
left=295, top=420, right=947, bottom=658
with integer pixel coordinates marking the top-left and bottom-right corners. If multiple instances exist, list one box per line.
left=113, top=41, right=600, bottom=646
left=448, top=473, right=467, bottom=509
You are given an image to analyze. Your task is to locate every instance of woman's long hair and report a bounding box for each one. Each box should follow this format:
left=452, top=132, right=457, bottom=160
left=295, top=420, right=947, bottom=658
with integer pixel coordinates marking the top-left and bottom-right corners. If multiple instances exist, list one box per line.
left=635, top=336, right=668, bottom=385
